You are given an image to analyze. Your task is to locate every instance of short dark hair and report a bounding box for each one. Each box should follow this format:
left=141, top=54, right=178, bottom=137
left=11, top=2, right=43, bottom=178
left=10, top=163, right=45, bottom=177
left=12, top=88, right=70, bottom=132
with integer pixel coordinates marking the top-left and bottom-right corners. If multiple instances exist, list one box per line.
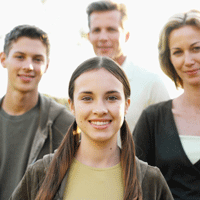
left=86, top=1, right=128, bottom=29
left=158, top=10, right=200, bottom=88
left=4, top=24, right=50, bottom=58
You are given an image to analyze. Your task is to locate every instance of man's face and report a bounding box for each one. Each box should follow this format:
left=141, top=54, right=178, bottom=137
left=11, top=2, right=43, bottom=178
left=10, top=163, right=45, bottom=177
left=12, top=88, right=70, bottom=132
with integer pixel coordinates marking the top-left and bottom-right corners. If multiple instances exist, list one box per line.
left=0, top=37, right=49, bottom=94
left=88, top=10, right=129, bottom=62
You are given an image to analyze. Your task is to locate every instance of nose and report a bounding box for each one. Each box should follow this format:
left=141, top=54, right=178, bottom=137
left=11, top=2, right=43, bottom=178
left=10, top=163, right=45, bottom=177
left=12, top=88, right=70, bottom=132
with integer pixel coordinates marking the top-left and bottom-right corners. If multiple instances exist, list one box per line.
left=184, top=52, right=195, bottom=67
left=92, top=100, right=108, bottom=116
left=23, top=59, right=34, bottom=71
left=99, top=29, right=109, bottom=41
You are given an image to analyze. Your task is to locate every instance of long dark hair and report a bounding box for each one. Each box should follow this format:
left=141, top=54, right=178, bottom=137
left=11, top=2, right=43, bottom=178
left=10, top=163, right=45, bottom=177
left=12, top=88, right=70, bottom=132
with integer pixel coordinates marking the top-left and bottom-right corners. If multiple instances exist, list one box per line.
left=36, top=57, right=142, bottom=200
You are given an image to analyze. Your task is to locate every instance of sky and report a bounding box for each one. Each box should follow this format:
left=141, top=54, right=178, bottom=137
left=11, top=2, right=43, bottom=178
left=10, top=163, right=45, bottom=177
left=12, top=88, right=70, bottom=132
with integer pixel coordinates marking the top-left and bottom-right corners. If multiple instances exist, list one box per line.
left=0, top=0, right=199, bottom=98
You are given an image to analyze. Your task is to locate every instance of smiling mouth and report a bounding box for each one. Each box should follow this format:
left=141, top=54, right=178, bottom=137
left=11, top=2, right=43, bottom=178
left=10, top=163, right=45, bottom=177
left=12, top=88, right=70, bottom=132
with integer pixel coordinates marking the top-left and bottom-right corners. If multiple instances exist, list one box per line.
left=98, top=47, right=112, bottom=49
left=18, top=75, right=34, bottom=81
left=90, top=121, right=111, bottom=126
left=185, top=69, right=200, bottom=75
left=18, top=74, right=34, bottom=77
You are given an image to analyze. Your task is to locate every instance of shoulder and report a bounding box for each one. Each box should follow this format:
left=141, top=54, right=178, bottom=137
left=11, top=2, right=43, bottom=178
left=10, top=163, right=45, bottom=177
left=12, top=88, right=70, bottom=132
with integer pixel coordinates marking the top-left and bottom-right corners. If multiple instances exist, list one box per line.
left=136, top=100, right=172, bottom=123
left=39, top=94, right=74, bottom=124
left=24, top=153, right=54, bottom=185
left=144, top=100, right=172, bottom=115
left=136, top=158, right=173, bottom=199
left=40, top=94, right=67, bottom=114
left=122, top=57, right=162, bottom=81
left=28, top=153, right=54, bottom=176
left=143, top=165, right=173, bottom=199
left=135, top=157, right=148, bottom=184
left=10, top=154, right=54, bottom=200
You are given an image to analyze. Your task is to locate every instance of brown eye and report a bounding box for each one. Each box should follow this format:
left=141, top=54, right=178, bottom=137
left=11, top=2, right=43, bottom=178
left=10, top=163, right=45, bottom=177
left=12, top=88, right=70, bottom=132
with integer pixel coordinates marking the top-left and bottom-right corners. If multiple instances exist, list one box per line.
left=107, top=96, right=118, bottom=101
left=193, top=46, right=200, bottom=52
left=92, top=28, right=100, bottom=33
left=82, top=96, right=92, bottom=101
left=172, top=50, right=182, bottom=55
left=15, top=55, right=24, bottom=60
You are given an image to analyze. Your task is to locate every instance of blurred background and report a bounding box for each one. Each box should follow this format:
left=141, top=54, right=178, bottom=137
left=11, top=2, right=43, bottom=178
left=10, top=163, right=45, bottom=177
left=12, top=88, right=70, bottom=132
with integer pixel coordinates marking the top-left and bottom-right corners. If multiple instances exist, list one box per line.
left=0, top=0, right=199, bottom=99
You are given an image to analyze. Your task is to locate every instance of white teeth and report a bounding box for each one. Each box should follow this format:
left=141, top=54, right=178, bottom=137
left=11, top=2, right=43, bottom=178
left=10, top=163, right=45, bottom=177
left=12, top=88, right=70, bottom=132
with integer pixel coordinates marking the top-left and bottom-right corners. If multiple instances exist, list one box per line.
left=91, top=121, right=110, bottom=126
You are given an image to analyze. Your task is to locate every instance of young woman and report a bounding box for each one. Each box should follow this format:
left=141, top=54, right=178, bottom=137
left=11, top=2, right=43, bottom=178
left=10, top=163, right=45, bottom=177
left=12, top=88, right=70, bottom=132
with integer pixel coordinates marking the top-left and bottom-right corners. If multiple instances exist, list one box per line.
left=133, top=10, right=200, bottom=200
left=10, top=57, right=173, bottom=200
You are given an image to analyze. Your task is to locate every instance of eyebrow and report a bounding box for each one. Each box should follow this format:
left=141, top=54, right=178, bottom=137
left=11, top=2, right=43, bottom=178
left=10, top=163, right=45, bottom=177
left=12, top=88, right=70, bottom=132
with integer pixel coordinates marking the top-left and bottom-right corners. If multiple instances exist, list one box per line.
left=13, top=51, right=45, bottom=57
left=191, top=41, right=200, bottom=46
left=79, top=90, right=120, bottom=95
left=91, top=25, right=117, bottom=30
left=106, top=90, right=120, bottom=94
left=79, top=91, right=93, bottom=95
left=171, top=41, right=200, bottom=50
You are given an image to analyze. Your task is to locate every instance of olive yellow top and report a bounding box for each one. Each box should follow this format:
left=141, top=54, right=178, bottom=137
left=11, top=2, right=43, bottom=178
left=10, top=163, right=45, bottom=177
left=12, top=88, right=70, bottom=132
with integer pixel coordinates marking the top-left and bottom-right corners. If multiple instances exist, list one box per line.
left=63, top=158, right=124, bottom=200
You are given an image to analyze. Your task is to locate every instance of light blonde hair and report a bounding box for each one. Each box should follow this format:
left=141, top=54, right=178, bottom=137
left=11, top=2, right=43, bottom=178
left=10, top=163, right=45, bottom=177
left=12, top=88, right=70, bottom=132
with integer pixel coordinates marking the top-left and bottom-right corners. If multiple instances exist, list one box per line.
left=158, top=10, right=200, bottom=88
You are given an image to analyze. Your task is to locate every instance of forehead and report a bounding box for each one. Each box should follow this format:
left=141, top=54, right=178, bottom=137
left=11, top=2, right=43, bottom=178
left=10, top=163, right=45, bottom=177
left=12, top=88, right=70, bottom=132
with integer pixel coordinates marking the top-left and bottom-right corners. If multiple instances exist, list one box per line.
left=90, top=10, right=121, bottom=28
left=74, top=68, right=124, bottom=94
left=169, top=25, right=200, bottom=46
left=8, top=37, right=47, bottom=57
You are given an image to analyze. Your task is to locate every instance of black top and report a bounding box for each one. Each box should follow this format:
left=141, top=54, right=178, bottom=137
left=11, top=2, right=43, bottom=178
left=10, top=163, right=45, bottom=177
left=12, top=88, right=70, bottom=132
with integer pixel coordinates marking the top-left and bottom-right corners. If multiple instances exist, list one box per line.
left=133, top=100, right=200, bottom=200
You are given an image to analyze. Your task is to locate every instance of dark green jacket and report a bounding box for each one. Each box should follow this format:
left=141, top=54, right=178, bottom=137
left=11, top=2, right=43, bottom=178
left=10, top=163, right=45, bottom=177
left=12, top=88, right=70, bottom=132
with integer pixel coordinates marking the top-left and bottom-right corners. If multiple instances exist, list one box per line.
left=10, top=154, right=174, bottom=200
left=25, top=94, right=74, bottom=166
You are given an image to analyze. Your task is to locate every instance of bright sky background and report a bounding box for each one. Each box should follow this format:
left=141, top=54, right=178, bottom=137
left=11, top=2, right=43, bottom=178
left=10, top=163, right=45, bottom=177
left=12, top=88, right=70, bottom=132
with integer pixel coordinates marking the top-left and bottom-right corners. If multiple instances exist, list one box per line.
left=0, top=0, right=199, bottom=98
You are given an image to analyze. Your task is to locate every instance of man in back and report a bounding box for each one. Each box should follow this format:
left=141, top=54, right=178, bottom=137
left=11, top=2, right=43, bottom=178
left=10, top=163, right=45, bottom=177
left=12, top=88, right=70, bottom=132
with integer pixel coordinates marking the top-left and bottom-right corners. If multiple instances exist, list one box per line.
left=0, top=25, right=74, bottom=199
left=86, top=1, right=170, bottom=132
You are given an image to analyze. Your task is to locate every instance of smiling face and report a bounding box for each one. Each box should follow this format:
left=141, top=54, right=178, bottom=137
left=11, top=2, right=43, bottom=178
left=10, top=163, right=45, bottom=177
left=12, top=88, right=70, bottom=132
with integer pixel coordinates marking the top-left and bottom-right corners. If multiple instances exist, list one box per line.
left=0, top=37, right=49, bottom=94
left=169, top=25, right=200, bottom=88
left=69, top=68, right=130, bottom=144
left=88, top=10, right=129, bottom=65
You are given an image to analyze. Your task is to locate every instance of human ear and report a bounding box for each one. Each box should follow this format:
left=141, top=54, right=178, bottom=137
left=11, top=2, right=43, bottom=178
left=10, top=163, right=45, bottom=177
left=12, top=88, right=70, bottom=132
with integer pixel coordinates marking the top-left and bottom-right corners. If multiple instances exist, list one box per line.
left=44, top=59, right=49, bottom=73
left=68, top=98, right=75, bottom=115
left=125, top=98, right=130, bottom=115
left=87, top=32, right=91, bottom=42
left=125, top=31, right=130, bottom=42
left=0, top=52, right=7, bottom=69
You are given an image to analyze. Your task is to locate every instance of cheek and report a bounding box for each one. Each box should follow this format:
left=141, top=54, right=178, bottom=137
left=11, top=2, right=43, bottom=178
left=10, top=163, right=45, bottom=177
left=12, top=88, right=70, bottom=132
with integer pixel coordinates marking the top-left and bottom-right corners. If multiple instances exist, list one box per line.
left=7, top=65, right=17, bottom=77
left=170, top=55, right=183, bottom=70
left=112, top=103, right=126, bottom=118
left=113, top=34, right=121, bottom=43
left=89, top=35, right=98, bottom=44
left=73, top=103, right=90, bottom=119
left=39, top=65, right=47, bottom=75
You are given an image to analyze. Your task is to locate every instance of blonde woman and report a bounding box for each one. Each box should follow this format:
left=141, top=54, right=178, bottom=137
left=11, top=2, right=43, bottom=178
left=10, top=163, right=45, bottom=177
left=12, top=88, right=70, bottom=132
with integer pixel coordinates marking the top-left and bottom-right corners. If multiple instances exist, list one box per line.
left=133, top=10, right=200, bottom=200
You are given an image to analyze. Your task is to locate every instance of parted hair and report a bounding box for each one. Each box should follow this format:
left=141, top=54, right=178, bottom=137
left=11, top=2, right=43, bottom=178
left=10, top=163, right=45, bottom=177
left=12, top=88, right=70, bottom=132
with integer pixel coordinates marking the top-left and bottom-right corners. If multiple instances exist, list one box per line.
left=3, top=24, right=50, bottom=57
left=86, top=0, right=128, bottom=30
left=158, top=10, right=200, bottom=88
left=35, top=57, right=142, bottom=200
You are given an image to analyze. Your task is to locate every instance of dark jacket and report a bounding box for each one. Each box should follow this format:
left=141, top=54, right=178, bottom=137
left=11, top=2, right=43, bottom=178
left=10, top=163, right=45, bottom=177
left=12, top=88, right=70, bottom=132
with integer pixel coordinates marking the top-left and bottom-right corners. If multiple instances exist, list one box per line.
left=133, top=100, right=200, bottom=199
left=26, top=94, right=74, bottom=166
left=10, top=154, right=174, bottom=200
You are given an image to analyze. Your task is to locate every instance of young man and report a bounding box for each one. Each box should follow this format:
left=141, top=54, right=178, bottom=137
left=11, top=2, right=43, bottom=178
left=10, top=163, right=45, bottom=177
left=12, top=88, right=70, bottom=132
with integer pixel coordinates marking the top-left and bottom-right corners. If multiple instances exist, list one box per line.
left=87, top=1, right=170, bottom=132
left=0, top=25, right=74, bottom=199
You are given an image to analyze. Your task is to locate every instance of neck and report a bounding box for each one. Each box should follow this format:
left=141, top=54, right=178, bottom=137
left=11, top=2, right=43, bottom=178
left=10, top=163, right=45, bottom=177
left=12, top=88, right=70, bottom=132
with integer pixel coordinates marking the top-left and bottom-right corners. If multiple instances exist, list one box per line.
left=76, top=137, right=120, bottom=168
left=181, top=85, right=200, bottom=107
left=2, top=90, right=39, bottom=116
left=114, top=54, right=127, bottom=66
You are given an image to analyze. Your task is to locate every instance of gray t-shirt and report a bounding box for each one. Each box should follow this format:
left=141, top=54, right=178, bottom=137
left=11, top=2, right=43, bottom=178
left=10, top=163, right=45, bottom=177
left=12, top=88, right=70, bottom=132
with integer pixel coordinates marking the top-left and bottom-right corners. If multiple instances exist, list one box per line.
left=0, top=102, right=39, bottom=200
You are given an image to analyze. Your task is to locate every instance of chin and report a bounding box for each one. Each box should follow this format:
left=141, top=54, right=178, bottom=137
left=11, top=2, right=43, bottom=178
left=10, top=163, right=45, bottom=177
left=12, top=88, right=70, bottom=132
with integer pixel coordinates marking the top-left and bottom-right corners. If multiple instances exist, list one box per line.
left=96, top=52, right=113, bottom=59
